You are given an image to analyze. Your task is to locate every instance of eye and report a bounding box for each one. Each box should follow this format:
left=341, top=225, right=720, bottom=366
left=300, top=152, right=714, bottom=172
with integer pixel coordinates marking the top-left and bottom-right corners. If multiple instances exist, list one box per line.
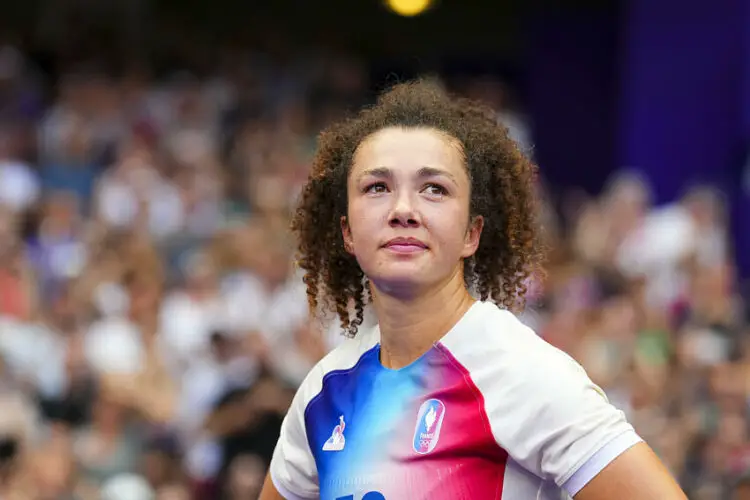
left=422, top=183, right=448, bottom=196
left=364, top=182, right=388, bottom=194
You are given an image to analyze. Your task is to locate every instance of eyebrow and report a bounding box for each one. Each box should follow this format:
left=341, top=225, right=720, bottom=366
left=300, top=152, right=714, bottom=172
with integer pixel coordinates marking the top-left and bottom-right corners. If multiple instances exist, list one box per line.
left=358, top=166, right=458, bottom=183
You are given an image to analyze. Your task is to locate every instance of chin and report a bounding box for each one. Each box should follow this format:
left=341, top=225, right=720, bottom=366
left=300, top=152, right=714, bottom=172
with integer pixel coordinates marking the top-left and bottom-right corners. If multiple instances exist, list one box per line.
left=367, top=268, right=432, bottom=296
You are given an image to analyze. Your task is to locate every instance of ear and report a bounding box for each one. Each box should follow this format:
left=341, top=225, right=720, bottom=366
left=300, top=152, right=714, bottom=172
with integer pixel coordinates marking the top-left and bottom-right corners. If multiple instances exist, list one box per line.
left=461, top=215, right=484, bottom=258
left=341, top=216, right=355, bottom=255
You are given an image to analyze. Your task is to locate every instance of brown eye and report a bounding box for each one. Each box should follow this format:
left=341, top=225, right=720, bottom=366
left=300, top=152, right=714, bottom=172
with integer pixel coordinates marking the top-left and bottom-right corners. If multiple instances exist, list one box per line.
left=422, top=183, right=447, bottom=196
left=365, top=182, right=388, bottom=194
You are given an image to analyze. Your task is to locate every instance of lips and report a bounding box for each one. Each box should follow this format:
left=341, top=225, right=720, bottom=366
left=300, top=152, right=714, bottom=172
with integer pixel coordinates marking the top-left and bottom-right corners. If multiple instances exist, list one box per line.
left=383, top=237, right=428, bottom=254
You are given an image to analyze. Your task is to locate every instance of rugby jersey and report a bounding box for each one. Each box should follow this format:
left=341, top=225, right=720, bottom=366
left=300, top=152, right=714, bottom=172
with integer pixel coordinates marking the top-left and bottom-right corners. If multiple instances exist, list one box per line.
left=270, top=301, right=641, bottom=499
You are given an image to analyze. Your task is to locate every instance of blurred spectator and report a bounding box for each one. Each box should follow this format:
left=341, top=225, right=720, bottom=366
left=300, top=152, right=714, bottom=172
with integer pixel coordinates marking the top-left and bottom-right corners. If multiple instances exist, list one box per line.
left=0, top=129, right=40, bottom=214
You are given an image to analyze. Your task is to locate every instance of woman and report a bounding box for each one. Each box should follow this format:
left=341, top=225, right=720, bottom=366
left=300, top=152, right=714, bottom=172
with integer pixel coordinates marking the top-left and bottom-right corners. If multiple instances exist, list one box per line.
left=260, top=80, right=686, bottom=499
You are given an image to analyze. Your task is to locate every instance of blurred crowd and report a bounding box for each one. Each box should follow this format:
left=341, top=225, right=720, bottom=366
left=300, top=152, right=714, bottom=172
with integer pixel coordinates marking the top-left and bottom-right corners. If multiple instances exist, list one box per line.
left=533, top=174, right=749, bottom=500
left=0, top=43, right=747, bottom=500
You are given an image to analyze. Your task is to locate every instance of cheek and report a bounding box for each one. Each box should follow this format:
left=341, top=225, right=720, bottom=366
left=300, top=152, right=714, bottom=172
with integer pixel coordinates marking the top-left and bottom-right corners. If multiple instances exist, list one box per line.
left=439, top=228, right=471, bottom=257
left=347, top=203, right=382, bottom=244
left=428, top=207, right=470, bottom=248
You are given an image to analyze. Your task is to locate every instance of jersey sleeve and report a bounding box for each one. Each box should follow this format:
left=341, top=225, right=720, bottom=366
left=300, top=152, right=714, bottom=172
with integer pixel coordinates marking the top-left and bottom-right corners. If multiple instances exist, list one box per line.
left=509, top=346, right=642, bottom=496
left=269, top=367, right=321, bottom=500
left=445, top=308, right=642, bottom=496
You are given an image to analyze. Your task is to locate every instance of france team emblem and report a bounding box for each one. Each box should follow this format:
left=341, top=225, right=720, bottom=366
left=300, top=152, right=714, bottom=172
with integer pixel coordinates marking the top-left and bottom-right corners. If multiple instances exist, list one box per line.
left=412, top=399, right=446, bottom=454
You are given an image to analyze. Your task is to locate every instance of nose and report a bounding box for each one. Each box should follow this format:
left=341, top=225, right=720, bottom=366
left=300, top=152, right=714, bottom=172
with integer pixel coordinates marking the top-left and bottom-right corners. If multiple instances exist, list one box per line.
left=388, top=190, right=420, bottom=228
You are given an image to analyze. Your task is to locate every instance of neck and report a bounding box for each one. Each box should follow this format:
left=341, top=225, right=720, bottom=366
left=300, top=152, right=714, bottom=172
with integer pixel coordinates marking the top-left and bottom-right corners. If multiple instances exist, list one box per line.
left=371, top=269, right=475, bottom=370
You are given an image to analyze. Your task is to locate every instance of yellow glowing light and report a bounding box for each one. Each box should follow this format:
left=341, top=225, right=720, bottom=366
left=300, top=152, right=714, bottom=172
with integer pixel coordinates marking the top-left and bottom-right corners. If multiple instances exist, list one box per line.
left=385, top=0, right=433, bottom=17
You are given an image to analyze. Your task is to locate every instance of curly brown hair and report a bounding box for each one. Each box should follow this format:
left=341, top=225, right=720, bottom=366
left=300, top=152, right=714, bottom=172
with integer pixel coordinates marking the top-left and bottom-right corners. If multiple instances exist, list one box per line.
left=291, top=79, right=544, bottom=336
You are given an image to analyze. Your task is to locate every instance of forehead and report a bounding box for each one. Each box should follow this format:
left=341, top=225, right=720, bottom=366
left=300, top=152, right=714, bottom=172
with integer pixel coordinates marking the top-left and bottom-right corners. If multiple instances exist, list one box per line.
left=352, top=127, right=465, bottom=175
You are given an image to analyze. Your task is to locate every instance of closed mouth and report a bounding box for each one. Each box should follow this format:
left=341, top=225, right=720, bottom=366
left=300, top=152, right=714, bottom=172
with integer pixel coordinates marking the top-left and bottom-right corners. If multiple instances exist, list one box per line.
left=383, top=237, right=428, bottom=251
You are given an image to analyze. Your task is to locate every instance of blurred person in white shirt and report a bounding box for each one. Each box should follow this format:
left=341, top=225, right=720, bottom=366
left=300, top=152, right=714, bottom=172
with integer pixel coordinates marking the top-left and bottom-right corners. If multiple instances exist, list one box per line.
left=95, top=137, right=184, bottom=240
left=86, top=265, right=177, bottom=426
left=29, top=192, right=88, bottom=304
left=617, top=185, right=728, bottom=307
left=0, top=354, right=44, bottom=499
left=179, top=329, right=259, bottom=483
left=85, top=271, right=152, bottom=376
left=0, top=128, right=39, bottom=214
left=223, top=226, right=315, bottom=387
left=159, top=250, right=230, bottom=376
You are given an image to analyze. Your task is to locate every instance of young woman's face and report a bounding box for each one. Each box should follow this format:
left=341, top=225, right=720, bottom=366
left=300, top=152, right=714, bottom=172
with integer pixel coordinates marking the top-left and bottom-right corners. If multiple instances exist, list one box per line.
left=343, top=127, right=483, bottom=297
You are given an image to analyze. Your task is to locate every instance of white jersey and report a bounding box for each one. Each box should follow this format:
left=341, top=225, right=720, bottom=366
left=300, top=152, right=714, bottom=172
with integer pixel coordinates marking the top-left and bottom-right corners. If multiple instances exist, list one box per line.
left=270, top=301, right=641, bottom=499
